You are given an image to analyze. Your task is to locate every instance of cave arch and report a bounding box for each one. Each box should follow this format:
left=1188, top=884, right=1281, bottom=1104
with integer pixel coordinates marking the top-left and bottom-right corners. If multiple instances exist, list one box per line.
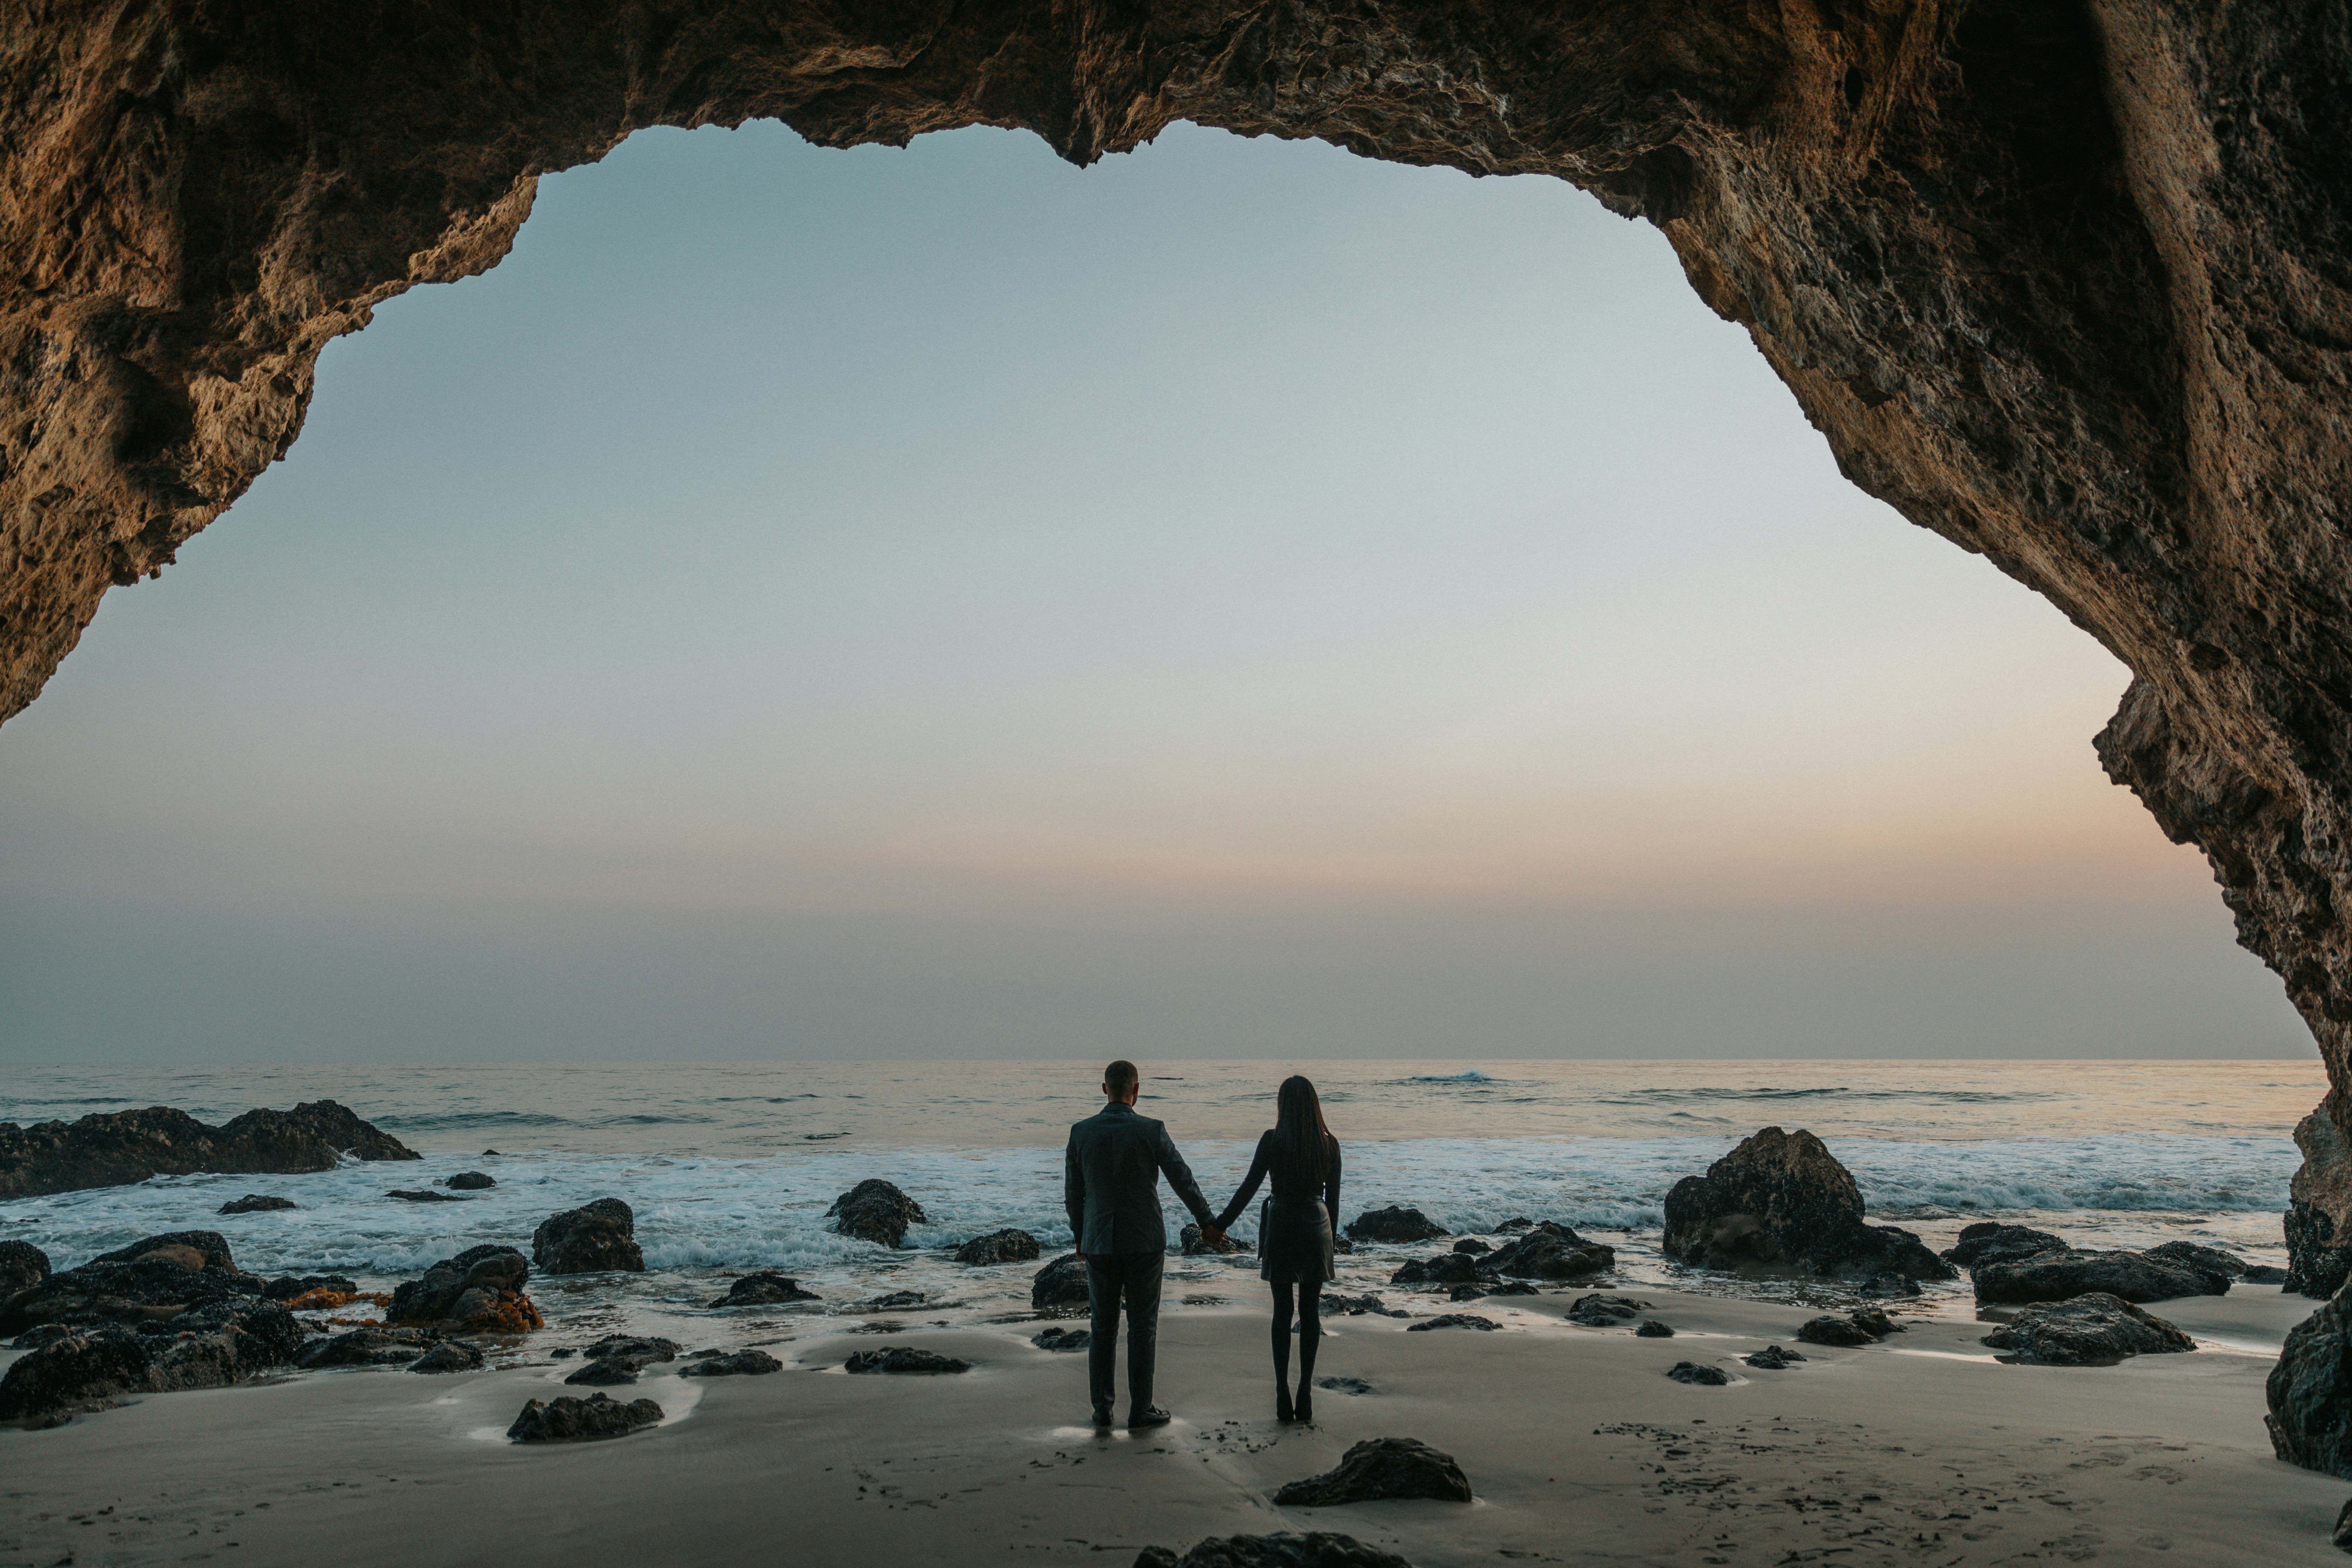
left=3, top=2, right=2350, bottom=1277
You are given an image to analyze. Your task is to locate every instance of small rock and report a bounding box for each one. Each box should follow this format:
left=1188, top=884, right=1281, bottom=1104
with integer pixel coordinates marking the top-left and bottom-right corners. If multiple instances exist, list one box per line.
left=582, top=1335, right=679, bottom=1362
left=407, top=1341, right=484, bottom=1374
left=217, top=1195, right=295, bottom=1215
left=481, top=1149, right=501, bottom=1156
left=552, top=1347, right=578, bottom=1359
left=1131, top=1532, right=1415, bottom=1568
left=1344, top=1207, right=1449, bottom=1244
left=707, top=1271, right=819, bottom=1308
left=844, top=1347, right=971, bottom=1374
left=262, top=1273, right=359, bottom=1303
left=506, top=1391, right=663, bottom=1442
left=953, top=1228, right=1040, bottom=1265
left=1450, top=1280, right=1536, bottom=1301
left=1634, top=1320, right=1675, bottom=1338
left=1182, top=1222, right=1251, bottom=1255
left=1322, top=1292, right=1405, bottom=1317
left=864, top=1289, right=926, bottom=1311
left=1848, top=1306, right=1902, bottom=1337
left=387, top=1189, right=465, bottom=1203
left=1404, top=1314, right=1498, bottom=1332
left=1388, top=1253, right=1489, bottom=1287
left=1796, top=1315, right=1876, bottom=1348
left=297, top=1326, right=444, bottom=1368
left=531, top=1197, right=645, bottom=1274
left=1744, top=1344, right=1808, bottom=1370
left=1034, top=1326, right=1091, bottom=1351
left=1271, top=1436, right=1472, bottom=1505
left=1667, top=1362, right=1731, bottom=1386
left=2245, top=1264, right=2290, bottom=1284
left=1945, top=1222, right=2068, bottom=1269
left=827, top=1179, right=927, bottom=1248
left=1494, top=1217, right=1535, bottom=1232
left=1484, top=1220, right=1616, bottom=1280
left=679, top=1349, right=783, bottom=1377
left=1565, top=1294, right=1648, bottom=1327
left=1031, top=1253, right=1092, bottom=1310
left=1983, top=1293, right=2196, bottom=1365
left=565, top=1356, right=644, bottom=1385
left=443, top=1172, right=496, bottom=1190
left=1860, top=1271, right=1920, bottom=1297
left=1451, top=1238, right=1491, bottom=1255
left=1315, top=1376, right=1376, bottom=1395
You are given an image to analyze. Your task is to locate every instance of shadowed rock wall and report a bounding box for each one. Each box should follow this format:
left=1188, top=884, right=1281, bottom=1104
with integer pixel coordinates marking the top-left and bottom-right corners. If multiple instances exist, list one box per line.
left=3, top=3, right=2350, bottom=1248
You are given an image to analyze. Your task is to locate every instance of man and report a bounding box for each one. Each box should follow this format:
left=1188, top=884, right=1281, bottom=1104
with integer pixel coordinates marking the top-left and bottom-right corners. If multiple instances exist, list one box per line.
left=1064, top=1059, right=1223, bottom=1429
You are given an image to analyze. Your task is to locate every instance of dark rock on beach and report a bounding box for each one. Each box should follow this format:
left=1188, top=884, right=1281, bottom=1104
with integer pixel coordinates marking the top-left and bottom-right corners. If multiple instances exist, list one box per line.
left=0, top=1239, right=50, bottom=1292
left=297, top=1326, right=443, bottom=1368
left=679, top=1348, right=783, bottom=1377
left=1034, top=1326, right=1090, bottom=1351
left=532, top=1197, right=645, bottom=1274
left=1861, top=1271, right=1922, bottom=1297
left=844, top=1346, right=969, bottom=1373
left=217, top=1194, right=295, bottom=1215
left=707, top=1272, right=818, bottom=1307
left=2268, top=1287, right=2352, bottom=1476
left=0, top=1299, right=302, bottom=1421
left=565, top=1356, right=645, bottom=1385
left=1451, top=1238, right=1490, bottom=1255
left=262, top=1274, right=359, bottom=1304
left=866, top=1289, right=927, bottom=1311
left=1662, top=1127, right=1954, bottom=1282
left=1344, top=1207, right=1448, bottom=1244
left=507, top=1392, right=663, bottom=1442
left=1796, top=1315, right=1877, bottom=1348
left=1744, top=1344, right=1808, bottom=1369
left=1946, top=1222, right=2068, bottom=1270
left=1032, top=1253, right=1091, bottom=1310
left=1635, top=1319, right=1675, bottom=1337
left=1451, top=1280, right=1536, bottom=1301
left=2143, top=1239, right=2256, bottom=1278
left=1405, top=1314, right=1497, bottom=1332
left=1972, top=1248, right=2230, bottom=1306
left=1271, top=1437, right=1472, bottom=1506
left=828, top=1179, right=926, bottom=1248
left=1388, top=1253, right=1489, bottom=1287
left=388, top=1245, right=542, bottom=1333
left=1, top=1231, right=261, bottom=1336
left=407, top=1341, right=484, bottom=1374
left=443, top=1171, right=496, bottom=1190
left=1316, top=1376, right=1375, bottom=1395
left=1323, top=1292, right=1405, bottom=1318
left=1982, top=1294, right=2196, bottom=1365
left=1132, top=1533, right=1415, bottom=1568
left=387, top=1189, right=464, bottom=1203
left=953, top=1228, right=1040, bottom=1265
left=0, top=1101, right=419, bottom=1200
left=1565, top=1295, right=1648, bottom=1327
left=1182, top=1222, right=1250, bottom=1256
left=1667, top=1362, right=1732, bottom=1386
left=1485, top=1222, right=1615, bottom=1280
left=583, top=1335, right=679, bottom=1362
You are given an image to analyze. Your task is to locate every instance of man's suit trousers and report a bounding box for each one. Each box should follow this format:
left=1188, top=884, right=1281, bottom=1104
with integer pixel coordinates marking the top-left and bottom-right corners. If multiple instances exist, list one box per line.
left=1085, top=1249, right=1164, bottom=1416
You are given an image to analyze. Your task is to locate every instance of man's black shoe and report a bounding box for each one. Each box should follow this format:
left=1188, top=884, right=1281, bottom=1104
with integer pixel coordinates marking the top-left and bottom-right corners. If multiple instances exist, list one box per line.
left=1128, top=1406, right=1173, bottom=1428
left=1092, top=1406, right=1114, bottom=1428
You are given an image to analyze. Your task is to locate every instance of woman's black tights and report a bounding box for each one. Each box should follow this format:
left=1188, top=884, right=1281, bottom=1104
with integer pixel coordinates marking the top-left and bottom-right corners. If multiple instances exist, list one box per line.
left=1271, top=1282, right=1321, bottom=1416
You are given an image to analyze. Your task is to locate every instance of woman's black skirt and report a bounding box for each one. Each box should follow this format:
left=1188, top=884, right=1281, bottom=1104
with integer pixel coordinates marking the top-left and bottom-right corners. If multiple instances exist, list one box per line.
left=1258, top=1196, right=1337, bottom=1284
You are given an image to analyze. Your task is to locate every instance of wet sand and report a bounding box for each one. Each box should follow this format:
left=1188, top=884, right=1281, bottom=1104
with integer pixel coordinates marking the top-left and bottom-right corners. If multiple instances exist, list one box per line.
left=0, top=1285, right=2339, bottom=1567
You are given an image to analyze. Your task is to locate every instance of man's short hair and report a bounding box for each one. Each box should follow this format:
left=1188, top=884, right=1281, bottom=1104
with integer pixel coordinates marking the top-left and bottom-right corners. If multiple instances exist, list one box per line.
left=1103, top=1059, right=1140, bottom=1096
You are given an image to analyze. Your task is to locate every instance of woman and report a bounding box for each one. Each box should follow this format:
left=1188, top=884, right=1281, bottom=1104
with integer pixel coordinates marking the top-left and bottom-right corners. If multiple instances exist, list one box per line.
left=1212, top=1074, right=1342, bottom=1422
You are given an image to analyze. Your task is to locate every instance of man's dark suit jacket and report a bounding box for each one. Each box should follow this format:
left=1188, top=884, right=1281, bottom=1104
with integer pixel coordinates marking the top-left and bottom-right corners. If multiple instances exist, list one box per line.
left=1064, top=1100, right=1216, bottom=1255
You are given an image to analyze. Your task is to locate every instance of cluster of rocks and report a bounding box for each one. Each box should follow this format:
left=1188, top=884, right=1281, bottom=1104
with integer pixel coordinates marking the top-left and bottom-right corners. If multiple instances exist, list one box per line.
left=1383, top=1219, right=1614, bottom=1297
left=0, top=1101, right=420, bottom=1200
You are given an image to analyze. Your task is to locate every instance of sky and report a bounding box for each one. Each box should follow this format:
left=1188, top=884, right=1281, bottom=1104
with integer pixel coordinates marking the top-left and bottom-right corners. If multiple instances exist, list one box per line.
left=0, top=120, right=2315, bottom=1063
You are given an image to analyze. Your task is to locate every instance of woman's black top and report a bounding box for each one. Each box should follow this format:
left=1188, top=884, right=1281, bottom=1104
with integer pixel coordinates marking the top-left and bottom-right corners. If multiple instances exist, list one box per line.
left=1215, top=1130, right=1342, bottom=1283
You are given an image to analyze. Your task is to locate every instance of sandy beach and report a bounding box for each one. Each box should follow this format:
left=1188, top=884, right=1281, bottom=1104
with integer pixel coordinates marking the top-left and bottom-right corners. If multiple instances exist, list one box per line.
left=2, top=1282, right=2338, bottom=1568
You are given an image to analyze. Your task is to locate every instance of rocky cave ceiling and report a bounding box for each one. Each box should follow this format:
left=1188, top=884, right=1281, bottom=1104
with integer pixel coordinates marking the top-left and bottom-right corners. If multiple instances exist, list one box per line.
left=4, top=2, right=2351, bottom=1271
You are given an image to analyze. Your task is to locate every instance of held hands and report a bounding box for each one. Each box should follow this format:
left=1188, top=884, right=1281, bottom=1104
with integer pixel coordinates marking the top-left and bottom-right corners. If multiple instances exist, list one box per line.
left=1200, top=1224, right=1226, bottom=1247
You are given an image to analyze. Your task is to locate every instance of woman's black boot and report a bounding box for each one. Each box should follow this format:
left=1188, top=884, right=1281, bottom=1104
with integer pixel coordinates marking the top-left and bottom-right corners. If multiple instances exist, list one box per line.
left=1275, top=1382, right=1294, bottom=1423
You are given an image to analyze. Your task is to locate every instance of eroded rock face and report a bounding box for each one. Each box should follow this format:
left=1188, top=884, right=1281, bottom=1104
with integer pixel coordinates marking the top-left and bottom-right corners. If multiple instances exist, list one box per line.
left=1662, top=1128, right=1953, bottom=1282
left=7, top=4, right=2352, bottom=1212
left=0, top=1103, right=418, bottom=1199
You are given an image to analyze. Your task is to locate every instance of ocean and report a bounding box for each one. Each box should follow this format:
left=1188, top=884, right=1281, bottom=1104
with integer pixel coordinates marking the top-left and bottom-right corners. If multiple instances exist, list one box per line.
left=0, top=1059, right=2323, bottom=1344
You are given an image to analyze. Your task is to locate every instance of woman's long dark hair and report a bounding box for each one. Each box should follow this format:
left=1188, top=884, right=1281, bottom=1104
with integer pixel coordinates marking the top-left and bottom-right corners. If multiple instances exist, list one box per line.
left=1274, top=1075, right=1333, bottom=1181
